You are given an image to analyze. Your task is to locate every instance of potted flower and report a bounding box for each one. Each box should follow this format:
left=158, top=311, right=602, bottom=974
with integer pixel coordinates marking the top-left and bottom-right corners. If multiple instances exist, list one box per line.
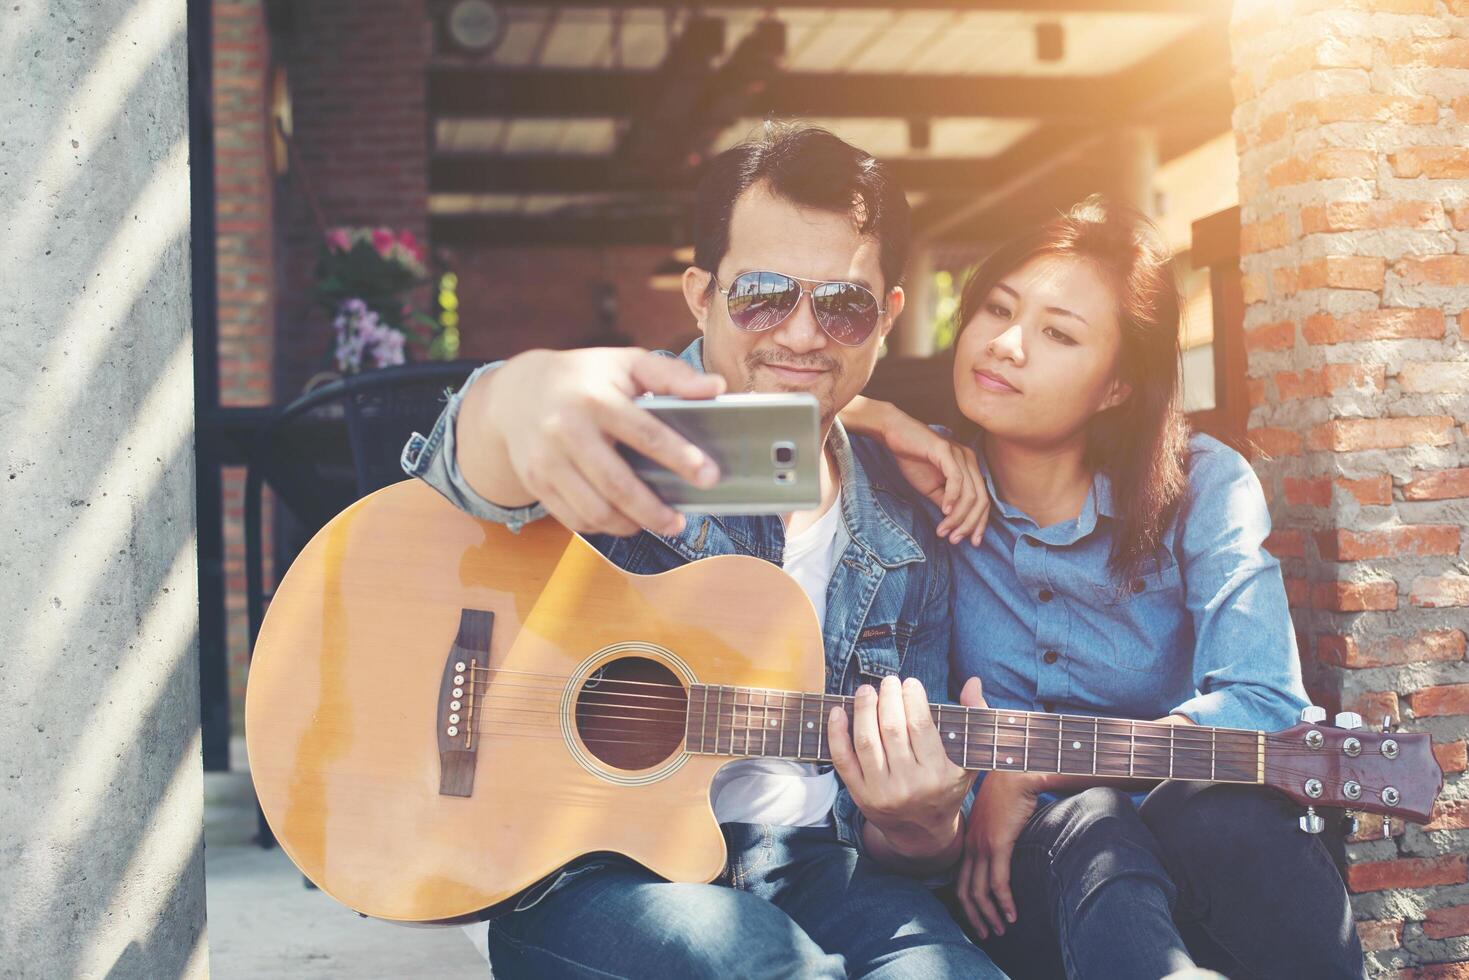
left=315, top=226, right=450, bottom=374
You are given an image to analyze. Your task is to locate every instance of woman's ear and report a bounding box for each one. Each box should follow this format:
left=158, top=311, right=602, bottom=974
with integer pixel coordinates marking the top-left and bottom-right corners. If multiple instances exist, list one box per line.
left=1100, top=378, right=1132, bottom=412
left=682, top=267, right=714, bottom=333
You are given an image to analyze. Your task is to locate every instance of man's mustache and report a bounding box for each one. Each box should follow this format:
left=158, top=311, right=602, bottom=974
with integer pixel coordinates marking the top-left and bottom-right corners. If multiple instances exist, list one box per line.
left=746, top=353, right=842, bottom=373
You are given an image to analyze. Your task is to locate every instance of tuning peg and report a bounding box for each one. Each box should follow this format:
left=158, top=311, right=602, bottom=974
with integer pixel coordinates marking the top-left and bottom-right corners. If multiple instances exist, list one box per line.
left=1382, top=715, right=1394, bottom=733
left=1299, top=806, right=1325, bottom=834
left=1300, top=705, right=1327, bottom=724
left=1334, top=711, right=1362, bottom=730
left=1341, top=811, right=1359, bottom=837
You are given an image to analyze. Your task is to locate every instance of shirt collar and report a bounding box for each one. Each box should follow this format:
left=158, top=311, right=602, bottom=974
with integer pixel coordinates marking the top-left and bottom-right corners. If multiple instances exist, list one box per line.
left=676, top=338, right=924, bottom=568
left=972, top=438, right=1115, bottom=546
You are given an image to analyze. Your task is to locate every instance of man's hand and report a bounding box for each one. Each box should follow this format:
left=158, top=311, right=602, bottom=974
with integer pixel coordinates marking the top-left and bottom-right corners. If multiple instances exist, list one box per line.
left=458, top=347, right=725, bottom=536
left=828, top=675, right=986, bottom=870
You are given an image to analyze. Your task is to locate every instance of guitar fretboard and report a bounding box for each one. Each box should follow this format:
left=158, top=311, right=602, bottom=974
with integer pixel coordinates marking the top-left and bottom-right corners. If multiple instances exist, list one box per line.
left=682, top=685, right=1261, bottom=783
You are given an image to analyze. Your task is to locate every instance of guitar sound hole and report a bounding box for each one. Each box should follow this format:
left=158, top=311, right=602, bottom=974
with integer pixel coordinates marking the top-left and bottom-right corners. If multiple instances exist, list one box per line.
left=575, top=657, right=688, bottom=771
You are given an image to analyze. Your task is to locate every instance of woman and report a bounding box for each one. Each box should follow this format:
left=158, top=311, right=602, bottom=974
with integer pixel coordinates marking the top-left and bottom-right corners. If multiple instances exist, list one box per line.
left=843, top=196, right=1365, bottom=979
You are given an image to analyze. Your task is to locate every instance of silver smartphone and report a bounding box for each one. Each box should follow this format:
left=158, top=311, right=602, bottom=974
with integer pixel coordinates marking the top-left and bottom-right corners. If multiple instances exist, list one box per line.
left=619, top=393, right=822, bottom=514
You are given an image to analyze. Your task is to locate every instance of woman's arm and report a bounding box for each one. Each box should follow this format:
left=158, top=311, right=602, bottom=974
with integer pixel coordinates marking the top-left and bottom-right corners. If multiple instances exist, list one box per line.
left=1169, top=441, right=1310, bottom=731
left=839, top=397, right=991, bottom=545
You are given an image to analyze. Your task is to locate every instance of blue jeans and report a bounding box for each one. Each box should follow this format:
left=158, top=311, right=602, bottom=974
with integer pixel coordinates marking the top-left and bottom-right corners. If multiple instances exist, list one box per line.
left=485, top=822, right=1008, bottom=979
left=954, top=782, right=1365, bottom=980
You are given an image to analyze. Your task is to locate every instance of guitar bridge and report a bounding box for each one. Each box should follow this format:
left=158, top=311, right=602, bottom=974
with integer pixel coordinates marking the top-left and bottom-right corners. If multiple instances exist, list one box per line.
left=437, top=609, right=494, bottom=797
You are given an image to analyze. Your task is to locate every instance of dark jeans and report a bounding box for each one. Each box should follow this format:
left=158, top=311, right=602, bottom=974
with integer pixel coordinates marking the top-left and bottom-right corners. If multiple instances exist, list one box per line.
left=485, top=822, right=1007, bottom=979
left=953, top=781, right=1366, bottom=980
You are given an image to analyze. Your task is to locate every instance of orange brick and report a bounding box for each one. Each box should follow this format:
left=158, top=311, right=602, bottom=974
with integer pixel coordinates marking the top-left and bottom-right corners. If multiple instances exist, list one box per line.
left=1284, top=576, right=1310, bottom=609
left=1319, top=629, right=1466, bottom=668
left=1300, top=200, right=1440, bottom=234
left=1453, top=203, right=1469, bottom=230
left=1311, top=35, right=1375, bottom=70
left=1389, top=37, right=1469, bottom=70
left=1348, top=690, right=1401, bottom=727
left=1307, top=416, right=1455, bottom=452
left=1401, top=962, right=1469, bottom=980
left=1404, top=468, right=1469, bottom=501
left=1456, top=96, right=1469, bottom=125
left=1313, top=579, right=1398, bottom=612
left=1267, top=149, right=1376, bottom=188
left=1345, top=854, right=1466, bottom=893
left=1423, top=904, right=1469, bottom=940
left=1244, top=319, right=1295, bottom=352
left=1242, top=216, right=1292, bottom=254
left=1247, top=427, right=1304, bottom=458
left=1242, top=271, right=1269, bottom=305
left=1247, top=377, right=1267, bottom=409
left=1404, top=963, right=1469, bottom=980
left=1315, top=525, right=1460, bottom=561
left=1350, top=813, right=1406, bottom=842
left=1411, top=576, right=1469, bottom=609
left=1312, top=256, right=1387, bottom=292
left=1391, top=147, right=1469, bottom=180
left=1338, top=475, right=1391, bottom=506
left=1399, top=361, right=1469, bottom=393
left=1426, top=799, right=1469, bottom=832
left=1434, top=740, right=1468, bottom=775
left=1397, top=250, right=1469, bottom=283
left=1285, top=476, right=1331, bottom=507
left=1411, top=683, right=1469, bottom=717
left=1252, top=111, right=1290, bottom=145
left=1265, top=529, right=1306, bottom=559
left=1273, top=364, right=1384, bottom=401
left=1302, top=94, right=1437, bottom=126
left=1303, top=308, right=1444, bottom=344
left=1355, top=918, right=1404, bottom=953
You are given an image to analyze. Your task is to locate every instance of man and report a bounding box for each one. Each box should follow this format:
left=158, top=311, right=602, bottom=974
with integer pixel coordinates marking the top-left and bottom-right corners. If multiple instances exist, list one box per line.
left=401, top=125, right=1001, bottom=978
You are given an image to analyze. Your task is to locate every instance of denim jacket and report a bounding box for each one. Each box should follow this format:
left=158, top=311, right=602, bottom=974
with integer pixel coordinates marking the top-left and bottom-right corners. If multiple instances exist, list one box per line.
left=400, top=339, right=953, bottom=862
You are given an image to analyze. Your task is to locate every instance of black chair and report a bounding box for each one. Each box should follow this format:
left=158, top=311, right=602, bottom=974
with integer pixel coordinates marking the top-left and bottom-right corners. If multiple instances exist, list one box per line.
left=243, top=360, right=482, bottom=848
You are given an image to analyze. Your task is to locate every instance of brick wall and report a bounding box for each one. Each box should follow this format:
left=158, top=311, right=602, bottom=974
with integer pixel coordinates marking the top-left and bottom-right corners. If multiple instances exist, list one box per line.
left=274, top=0, right=431, bottom=396
left=214, top=0, right=275, bottom=732
left=447, top=246, right=699, bottom=360
left=1232, top=1, right=1469, bottom=975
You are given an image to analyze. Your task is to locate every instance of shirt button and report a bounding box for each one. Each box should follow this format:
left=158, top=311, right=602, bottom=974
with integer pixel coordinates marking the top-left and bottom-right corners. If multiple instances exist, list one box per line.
left=1131, top=578, right=1147, bottom=594
left=1042, top=650, right=1059, bottom=664
left=1038, top=589, right=1054, bottom=603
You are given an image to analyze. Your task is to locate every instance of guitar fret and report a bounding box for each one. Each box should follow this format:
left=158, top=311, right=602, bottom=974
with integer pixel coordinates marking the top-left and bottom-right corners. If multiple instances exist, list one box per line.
left=1210, top=727, right=1216, bottom=781
left=1168, top=724, right=1175, bottom=779
left=1128, top=719, right=1135, bottom=777
left=962, top=707, right=970, bottom=769
left=992, top=712, right=999, bottom=770
left=1022, top=713, right=1030, bottom=771
left=777, top=692, right=787, bottom=759
left=1092, top=716, right=1099, bottom=776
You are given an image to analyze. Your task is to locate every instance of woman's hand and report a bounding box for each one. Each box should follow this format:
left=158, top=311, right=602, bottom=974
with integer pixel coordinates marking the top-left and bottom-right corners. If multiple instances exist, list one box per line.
left=958, top=770, right=1046, bottom=940
left=839, top=397, right=989, bottom=545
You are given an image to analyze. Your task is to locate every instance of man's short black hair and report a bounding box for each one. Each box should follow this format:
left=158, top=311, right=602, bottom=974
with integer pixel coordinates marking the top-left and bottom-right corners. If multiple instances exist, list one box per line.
left=691, top=123, right=911, bottom=292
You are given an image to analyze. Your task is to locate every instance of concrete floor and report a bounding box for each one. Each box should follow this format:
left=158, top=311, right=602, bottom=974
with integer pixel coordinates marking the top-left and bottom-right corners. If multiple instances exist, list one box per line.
left=203, top=740, right=487, bottom=979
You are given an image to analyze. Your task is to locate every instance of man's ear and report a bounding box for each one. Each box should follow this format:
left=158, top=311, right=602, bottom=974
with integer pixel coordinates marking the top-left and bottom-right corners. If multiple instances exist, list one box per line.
left=682, top=267, right=714, bottom=334
left=878, top=286, right=905, bottom=342
left=1100, top=377, right=1132, bottom=412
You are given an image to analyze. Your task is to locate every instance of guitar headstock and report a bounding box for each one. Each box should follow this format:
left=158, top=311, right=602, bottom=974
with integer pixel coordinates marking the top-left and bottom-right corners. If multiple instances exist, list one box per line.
left=1265, top=709, right=1443, bottom=826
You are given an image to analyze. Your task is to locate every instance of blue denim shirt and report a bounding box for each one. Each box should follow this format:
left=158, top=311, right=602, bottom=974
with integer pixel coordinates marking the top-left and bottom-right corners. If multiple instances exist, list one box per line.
left=400, top=339, right=954, bottom=858
left=913, top=432, right=1308, bottom=733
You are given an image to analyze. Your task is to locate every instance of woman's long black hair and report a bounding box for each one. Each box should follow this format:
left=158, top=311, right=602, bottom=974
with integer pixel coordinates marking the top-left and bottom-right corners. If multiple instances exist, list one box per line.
left=954, top=195, right=1190, bottom=582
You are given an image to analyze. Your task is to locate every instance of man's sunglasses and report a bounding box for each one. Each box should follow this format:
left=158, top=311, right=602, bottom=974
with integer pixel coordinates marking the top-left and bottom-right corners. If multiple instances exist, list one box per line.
left=712, top=270, right=888, bottom=347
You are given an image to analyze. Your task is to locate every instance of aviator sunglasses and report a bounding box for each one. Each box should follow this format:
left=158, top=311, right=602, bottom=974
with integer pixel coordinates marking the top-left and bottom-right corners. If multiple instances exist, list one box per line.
left=712, top=270, right=888, bottom=347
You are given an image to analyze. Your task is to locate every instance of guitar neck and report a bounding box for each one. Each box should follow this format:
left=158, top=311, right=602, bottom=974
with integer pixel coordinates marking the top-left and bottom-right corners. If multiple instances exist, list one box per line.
left=683, top=684, right=1263, bottom=784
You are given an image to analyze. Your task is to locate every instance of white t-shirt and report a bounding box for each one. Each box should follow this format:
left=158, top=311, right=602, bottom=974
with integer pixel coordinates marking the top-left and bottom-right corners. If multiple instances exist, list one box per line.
left=707, top=493, right=845, bottom=827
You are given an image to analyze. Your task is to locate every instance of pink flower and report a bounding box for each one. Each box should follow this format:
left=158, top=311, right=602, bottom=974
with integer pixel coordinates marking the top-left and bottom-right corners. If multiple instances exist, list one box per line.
left=397, top=230, right=424, bottom=262
left=371, top=227, right=395, bottom=257
left=325, top=228, right=351, bottom=253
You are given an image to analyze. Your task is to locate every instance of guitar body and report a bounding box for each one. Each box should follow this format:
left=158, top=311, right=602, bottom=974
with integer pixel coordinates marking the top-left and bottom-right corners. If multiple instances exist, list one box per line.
left=245, top=480, right=825, bottom=923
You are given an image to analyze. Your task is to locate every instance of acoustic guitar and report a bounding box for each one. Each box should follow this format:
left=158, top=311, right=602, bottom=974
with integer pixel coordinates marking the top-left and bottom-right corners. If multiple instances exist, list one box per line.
left=245, top=480, right=1443, bottom=923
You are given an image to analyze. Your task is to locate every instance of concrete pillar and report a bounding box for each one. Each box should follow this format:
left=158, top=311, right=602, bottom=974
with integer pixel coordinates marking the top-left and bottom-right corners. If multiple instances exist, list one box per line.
left=0, top=1, right=206, bottom=977
left=893, top=248, right=938, bottom=359
left=1232, top=1, right=1469, bottom=974
left=1111, top=126, right=1159, bottom=217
